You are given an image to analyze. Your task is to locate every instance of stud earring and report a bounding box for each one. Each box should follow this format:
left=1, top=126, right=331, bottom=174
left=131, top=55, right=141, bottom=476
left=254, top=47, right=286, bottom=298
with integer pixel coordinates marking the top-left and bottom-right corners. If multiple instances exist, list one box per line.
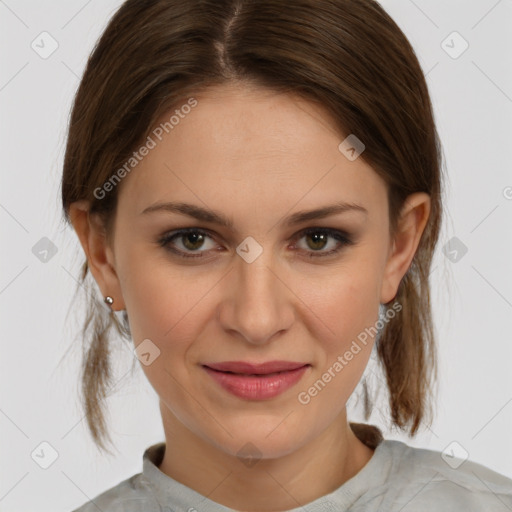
left=104, top=296, right=114, bottom=308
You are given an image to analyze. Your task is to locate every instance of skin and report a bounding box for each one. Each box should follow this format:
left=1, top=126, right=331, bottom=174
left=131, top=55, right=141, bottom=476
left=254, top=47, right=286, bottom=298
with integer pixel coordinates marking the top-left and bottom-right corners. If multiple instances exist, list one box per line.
left=70, top=82, right=430, bottom=511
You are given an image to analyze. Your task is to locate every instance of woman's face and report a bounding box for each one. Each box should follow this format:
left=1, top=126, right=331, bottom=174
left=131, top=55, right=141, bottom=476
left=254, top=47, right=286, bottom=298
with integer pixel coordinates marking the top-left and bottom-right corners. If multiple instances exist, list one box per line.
left=97, top=83, right=425, bottom=459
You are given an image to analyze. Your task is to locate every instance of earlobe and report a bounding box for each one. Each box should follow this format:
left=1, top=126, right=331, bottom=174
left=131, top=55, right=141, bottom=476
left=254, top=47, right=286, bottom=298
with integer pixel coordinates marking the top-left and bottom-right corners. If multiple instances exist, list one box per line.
left=380, top=192, right=431, bottom=304
left=68, top=201, right=126, bottom=311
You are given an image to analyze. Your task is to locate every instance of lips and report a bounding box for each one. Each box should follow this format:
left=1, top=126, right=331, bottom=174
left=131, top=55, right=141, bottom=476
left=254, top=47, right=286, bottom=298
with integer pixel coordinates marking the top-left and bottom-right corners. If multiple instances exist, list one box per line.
left=203, top=360, right=308, bottom=375
left=202, top=361, right=311, bottom=400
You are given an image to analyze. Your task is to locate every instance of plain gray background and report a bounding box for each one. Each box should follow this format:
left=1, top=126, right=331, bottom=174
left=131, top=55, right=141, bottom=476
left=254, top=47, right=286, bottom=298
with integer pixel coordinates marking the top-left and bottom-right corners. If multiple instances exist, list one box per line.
left=1, top=0, right=511, bottom=510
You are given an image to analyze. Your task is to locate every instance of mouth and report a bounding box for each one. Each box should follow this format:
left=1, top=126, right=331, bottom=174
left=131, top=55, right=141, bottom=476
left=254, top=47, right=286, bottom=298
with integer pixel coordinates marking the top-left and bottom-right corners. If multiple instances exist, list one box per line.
left=203, top=360, right=309, bottom=374
left=202, top=361, right=311, bottom=400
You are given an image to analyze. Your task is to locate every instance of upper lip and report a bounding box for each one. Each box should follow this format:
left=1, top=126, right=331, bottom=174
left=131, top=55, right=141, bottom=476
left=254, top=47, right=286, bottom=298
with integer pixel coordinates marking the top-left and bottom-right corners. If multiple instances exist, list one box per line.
left=203, top=361, right=309, bottom=374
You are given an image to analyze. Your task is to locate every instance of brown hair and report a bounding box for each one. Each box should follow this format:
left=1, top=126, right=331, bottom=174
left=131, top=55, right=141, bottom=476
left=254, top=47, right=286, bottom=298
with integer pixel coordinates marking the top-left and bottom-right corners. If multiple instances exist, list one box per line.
left=61, top=0, right=444, bottom=455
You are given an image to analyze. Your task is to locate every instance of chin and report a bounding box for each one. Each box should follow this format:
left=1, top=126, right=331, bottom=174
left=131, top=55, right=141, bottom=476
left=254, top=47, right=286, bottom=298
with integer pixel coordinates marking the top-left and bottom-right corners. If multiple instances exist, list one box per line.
left=209, top=418, right=312, bottom=461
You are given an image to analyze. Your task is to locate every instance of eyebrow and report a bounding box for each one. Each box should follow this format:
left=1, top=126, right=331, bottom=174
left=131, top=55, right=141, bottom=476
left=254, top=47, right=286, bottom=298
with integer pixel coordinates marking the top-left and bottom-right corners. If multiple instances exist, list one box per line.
left=141, top=200, right=368, bottom=228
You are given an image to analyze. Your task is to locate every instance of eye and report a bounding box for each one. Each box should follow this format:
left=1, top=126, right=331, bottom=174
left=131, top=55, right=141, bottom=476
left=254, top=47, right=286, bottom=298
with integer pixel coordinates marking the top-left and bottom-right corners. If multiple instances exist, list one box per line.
left=158, top=228, right=217, bottom=258
left=158, top=227, right=354, bottom=259
left=292, top=227, right=354, bottom=258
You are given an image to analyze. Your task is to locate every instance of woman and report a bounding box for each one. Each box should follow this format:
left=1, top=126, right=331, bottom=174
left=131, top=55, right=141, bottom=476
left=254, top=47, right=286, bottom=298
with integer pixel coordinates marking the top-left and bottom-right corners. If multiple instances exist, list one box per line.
left=62, top=0, right=512, bottom=510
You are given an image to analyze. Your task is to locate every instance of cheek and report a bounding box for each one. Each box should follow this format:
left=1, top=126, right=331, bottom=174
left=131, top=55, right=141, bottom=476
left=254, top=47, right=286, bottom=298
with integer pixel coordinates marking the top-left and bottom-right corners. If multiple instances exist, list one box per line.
left=119, top=259, right=205, bottom=400
left=290, top=260, right=382, bottom=407
left=118, top=246, right=208, bottom=340
left=294, top=269, right=379, bottom=414
left=294, top=261, right=381, bottom=347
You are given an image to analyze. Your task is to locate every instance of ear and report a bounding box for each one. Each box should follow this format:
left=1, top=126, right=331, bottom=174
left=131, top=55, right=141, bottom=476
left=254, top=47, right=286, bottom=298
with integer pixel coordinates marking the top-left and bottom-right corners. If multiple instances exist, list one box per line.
left=68, top=200, right=126, bottom=311
left=380, top=192, right=431, bottom=305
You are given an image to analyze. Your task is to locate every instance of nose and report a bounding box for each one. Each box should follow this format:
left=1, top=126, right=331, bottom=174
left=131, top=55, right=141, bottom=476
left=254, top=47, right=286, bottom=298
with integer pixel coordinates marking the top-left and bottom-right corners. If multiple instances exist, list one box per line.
left=217, top=247, right=295, bottom=346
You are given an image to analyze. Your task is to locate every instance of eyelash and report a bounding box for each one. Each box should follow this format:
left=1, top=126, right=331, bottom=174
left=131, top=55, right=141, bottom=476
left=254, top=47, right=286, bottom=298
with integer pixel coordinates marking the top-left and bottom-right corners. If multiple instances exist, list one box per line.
left=157, top=227, right=354, bottom=260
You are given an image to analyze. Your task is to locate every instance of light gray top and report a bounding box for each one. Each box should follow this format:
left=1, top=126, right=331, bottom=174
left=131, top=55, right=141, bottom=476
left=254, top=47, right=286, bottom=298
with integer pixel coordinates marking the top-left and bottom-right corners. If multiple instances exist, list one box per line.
left=72, top=425, right=512, bottom=512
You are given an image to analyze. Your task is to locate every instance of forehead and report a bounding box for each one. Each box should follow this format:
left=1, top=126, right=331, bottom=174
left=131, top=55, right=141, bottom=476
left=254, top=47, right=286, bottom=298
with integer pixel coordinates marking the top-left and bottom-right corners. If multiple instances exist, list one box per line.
left=117, top=84, right=386, bottom=221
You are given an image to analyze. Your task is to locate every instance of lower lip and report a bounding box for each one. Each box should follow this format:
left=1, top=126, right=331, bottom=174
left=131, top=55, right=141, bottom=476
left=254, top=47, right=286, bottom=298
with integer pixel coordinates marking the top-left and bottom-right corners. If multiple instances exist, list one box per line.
left=203, top=365, right=310, bottom=400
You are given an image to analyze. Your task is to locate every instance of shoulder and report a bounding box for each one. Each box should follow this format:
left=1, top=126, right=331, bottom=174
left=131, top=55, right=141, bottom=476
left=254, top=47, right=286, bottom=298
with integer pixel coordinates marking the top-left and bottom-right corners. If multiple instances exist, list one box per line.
left=70, top=472, right=160, bottom=512
left=376, top=440, right=512, bottom=510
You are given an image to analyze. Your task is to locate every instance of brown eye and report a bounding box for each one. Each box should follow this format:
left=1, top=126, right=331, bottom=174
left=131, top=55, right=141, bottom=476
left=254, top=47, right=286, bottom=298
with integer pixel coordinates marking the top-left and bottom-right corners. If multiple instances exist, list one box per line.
left=294, top=228, right=353, bottom=258
left=159, top=229, right=217, bottom=258
left=181, top=232, right=207, bottom=251
left=304, top=232, right=329, bottom=251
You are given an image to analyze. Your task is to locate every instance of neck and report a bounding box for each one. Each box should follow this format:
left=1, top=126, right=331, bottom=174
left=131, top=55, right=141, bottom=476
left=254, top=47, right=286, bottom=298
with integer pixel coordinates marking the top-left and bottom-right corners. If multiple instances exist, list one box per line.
left=157, top=406, right=375, bottom=511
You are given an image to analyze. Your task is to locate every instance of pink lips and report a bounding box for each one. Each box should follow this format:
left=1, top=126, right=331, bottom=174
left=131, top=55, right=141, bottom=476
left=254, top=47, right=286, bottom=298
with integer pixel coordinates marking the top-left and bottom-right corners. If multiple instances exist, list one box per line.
left=202, top=360, right=310, bottom=400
